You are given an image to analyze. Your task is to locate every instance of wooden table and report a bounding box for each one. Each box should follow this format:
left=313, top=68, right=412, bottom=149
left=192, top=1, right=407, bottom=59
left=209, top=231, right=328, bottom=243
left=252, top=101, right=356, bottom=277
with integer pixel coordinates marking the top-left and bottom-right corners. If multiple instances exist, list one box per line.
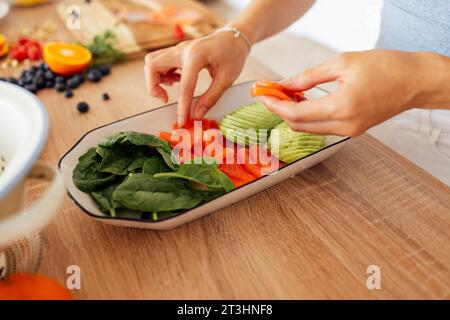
left=2, top=3, right=450, bottom=299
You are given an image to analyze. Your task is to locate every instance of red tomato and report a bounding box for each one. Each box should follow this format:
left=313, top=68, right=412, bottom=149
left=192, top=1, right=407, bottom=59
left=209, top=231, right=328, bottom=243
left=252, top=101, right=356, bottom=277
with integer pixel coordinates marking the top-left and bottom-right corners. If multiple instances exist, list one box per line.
left=173, top=24, right=185, bottom=40
left=18, top=36, right=31, bottom=46
left=10, top=46, right=27, bottom=61
left=27, top=45, right=41, bottom=61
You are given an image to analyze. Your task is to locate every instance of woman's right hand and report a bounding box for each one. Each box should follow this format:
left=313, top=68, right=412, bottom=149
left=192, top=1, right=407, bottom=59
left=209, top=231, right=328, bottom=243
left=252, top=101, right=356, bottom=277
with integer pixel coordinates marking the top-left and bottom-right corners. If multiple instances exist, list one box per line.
left=144, top=30, right=250, bottom=126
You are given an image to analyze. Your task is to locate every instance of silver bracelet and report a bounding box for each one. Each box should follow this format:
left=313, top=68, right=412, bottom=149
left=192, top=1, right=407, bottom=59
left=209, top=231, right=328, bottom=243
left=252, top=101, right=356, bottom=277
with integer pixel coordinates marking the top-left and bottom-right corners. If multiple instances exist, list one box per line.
left=214, top=25, right=253, bottom=51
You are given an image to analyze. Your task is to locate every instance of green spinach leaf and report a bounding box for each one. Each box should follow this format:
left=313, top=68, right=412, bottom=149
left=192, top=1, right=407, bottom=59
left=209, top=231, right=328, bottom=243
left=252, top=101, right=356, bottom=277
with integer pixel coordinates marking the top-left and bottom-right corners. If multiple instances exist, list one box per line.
left=154, top=160, right=235, bottom=192
left=91, top=183, right=120, bottom=217
left=142, top=156, right=172, bottom=175
left=99, top=131, right=176, bottom=170
left=73, top=148, right=116, bottom=192
left=112, top=173, right=203, bottom=212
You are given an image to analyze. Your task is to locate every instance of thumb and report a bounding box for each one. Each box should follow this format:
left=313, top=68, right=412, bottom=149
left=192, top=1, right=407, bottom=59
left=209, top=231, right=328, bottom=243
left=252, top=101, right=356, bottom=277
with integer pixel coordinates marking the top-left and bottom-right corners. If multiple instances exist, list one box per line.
left=280, top=59, right=340, bottom=91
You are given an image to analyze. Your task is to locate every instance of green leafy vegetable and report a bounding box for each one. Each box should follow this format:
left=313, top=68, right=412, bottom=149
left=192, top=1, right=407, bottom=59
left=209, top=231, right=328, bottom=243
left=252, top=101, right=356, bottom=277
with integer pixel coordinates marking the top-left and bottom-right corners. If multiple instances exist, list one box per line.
left=73, top=148, right=116, bottom=192
left=84, top=30, right=125, bottom=66
left=91, top=183, right=120, bottom=217
left=142, top=156, right=171, bottom=175
left=96, top=145, right=134, bottom=176
left=73, top=133, right=232, bottom=221
left=99, top=131, right=176, bottom=170
left=112, top=174, right=204, bottom=212
left=154, top=160, right=235, bottom=192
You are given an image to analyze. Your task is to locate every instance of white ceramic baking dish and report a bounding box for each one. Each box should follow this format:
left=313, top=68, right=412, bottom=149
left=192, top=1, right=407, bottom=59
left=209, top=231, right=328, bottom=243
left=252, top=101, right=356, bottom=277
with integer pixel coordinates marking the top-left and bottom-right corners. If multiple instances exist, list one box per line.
left=59, top=81, right=350, bottom=230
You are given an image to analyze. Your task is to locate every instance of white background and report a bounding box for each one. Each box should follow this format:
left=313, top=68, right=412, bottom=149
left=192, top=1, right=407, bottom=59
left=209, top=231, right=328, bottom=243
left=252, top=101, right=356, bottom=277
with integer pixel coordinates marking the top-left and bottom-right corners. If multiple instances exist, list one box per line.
left=224, top=0, right=383, bottom=52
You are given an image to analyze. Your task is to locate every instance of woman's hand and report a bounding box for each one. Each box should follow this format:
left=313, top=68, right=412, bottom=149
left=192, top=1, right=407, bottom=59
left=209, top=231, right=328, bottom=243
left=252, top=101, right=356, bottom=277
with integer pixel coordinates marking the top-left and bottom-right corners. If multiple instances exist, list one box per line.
left=144, top=31, right=250, bottom=126
left=256, top=50, right=450, bottom=136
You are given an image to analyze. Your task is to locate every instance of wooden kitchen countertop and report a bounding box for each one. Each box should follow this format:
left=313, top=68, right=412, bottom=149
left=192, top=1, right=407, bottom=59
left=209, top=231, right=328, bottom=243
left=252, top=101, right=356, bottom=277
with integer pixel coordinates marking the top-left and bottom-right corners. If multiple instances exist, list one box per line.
left=1, top=3, right=450, bottom=299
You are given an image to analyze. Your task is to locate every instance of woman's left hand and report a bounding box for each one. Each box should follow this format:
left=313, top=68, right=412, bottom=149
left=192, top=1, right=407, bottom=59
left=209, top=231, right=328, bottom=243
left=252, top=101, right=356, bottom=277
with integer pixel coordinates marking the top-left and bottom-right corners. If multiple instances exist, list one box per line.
left=256, top=50, right=445, bottom=136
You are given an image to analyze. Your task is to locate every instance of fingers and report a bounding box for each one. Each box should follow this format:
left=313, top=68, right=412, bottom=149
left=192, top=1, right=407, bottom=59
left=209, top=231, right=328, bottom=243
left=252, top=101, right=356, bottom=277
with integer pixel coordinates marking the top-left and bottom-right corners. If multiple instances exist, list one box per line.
left=193, top=69, right=232, bottom=118
left=256, top=95, right=337, bottom=122
left=144, top=50, right=181, bottom=103
left=280, top=58, right=341, bottom=91
left=177, top=60, right=203, bottom=126
left=284, top=120, right=346, bottom=136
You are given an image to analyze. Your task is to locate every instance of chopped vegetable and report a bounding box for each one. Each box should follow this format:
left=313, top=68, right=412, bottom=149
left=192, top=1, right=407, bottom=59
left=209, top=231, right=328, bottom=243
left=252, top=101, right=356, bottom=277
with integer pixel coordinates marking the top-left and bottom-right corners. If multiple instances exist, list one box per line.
left=72, top=131, right=233, bottom=220
left=251, top=80, right=305, bottom=102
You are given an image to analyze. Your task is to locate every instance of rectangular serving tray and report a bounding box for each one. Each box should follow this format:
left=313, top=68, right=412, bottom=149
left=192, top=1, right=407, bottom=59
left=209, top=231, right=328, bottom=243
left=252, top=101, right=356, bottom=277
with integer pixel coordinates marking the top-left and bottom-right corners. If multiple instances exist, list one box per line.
left=59, top=81, right=350, bottom=230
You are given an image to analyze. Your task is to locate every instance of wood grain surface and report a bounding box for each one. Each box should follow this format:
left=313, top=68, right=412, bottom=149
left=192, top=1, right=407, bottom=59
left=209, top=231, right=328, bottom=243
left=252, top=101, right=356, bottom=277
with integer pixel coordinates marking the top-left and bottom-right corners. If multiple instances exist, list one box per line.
left=1, top=3, right=450, bottom=299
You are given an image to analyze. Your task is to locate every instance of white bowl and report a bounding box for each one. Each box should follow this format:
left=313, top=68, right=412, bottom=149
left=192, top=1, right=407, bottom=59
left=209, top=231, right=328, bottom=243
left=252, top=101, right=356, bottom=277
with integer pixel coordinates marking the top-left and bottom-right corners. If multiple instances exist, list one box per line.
left=59, top=81, right=350, bottom=230
left=0, top=1, right=9, bottom=21
left=0, top=82, right=65, bottom=248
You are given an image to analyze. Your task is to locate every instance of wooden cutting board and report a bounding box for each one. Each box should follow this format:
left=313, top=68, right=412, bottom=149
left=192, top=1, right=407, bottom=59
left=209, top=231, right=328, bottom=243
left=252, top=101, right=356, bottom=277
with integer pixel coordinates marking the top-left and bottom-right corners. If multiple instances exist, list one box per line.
left=56, top=0, right=224, bottom=54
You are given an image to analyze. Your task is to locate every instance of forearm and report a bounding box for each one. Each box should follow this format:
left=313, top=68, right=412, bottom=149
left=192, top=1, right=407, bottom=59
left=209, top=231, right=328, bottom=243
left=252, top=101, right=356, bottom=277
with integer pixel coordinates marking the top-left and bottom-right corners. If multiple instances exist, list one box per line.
left=230, top=0, right=316, bottom=44
left=413, top=52, right=450, bottom=110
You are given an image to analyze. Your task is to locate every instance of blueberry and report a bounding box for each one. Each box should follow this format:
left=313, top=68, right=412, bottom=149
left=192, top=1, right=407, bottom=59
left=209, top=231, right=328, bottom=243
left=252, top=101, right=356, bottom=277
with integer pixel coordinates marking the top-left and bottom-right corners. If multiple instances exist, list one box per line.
left=98, top=64, right=111, bottom=76
left=35, top=70, right=45, bottom=79
left=20, top=70, right=29, bottom=79
left=24, top=75, right=34, bottom=85
left=55, top=76, right=66, bottom=84
left=67, top=78, right=80, bottom=89
left=34, top=76, right=45, bottom=90
left=74, top=73, right=85, bottom=83
left=25, top=84, right=37, bottom=93
left=44, top=70, right=55, bottom=81
left=46, top=80, right=55, bottom=88
left=7, top=77, right=18, bottom=85
left=56, top=82, right=66, bottom=92
left=65, top=90, right=74, bottom=98
left=0, top=77, right=5, bottom=81
left=39, top=62, right=49, bottom=71
left=18, top=79, right=26, bottom=87
left=30, top=66, right=38, bottom=73
left=77, top=102, right=89, bottom=113
left=87, top=68, right=102, bottom=82
left=102, top=92, right=110, bottom=101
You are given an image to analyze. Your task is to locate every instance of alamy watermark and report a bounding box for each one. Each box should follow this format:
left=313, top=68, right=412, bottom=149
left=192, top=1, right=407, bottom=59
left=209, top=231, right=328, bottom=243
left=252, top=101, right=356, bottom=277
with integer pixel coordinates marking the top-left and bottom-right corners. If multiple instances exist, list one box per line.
left=366, top=265, right=381, bottom=290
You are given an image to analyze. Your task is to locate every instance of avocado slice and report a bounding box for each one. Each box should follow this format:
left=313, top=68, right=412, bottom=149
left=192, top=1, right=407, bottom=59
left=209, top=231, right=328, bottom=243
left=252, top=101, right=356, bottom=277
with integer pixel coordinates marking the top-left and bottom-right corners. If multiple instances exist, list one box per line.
left=220, top=102, right=282, bottom=146
left=269, top=122, right=325, bottom=164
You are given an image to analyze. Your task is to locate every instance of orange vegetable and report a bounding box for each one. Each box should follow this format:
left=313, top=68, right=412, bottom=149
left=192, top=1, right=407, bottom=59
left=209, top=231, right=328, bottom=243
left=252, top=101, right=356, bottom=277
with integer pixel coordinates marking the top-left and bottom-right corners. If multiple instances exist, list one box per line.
left=229, top=176, right=250, bottom=188
left=251, top=80, right=305, bottom=102
left=219, top=163, right=257, bottom=182
left=251, top=86, right=293, bottom=101
left=43, top=42, right=92, bottom=76
left=255, top=80, right=286, bottom=92
left=0, top=273, right=74, bottom=300
left=164, top=119, right=221, bottom=163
